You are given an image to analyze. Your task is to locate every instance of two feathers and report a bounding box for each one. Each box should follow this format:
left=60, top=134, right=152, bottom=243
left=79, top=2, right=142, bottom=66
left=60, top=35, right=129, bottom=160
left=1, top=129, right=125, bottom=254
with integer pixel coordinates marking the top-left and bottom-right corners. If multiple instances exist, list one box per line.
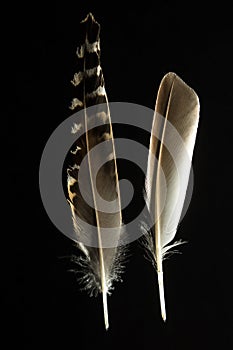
left=65, top=13, right=200, bottom=329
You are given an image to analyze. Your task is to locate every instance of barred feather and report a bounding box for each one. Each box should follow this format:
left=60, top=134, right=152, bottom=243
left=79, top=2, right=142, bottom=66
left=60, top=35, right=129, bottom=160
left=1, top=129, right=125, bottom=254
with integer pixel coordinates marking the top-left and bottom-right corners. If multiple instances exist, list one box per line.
left=64, top=13, right=125, bottom=330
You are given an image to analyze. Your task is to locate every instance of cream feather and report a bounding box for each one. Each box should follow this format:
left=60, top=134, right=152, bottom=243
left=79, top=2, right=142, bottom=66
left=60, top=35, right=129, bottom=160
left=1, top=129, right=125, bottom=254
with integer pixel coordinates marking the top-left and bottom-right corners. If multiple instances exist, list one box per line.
left=144, top=72, right=200, bottom=321
left=65, top=13, right=125, bottom=330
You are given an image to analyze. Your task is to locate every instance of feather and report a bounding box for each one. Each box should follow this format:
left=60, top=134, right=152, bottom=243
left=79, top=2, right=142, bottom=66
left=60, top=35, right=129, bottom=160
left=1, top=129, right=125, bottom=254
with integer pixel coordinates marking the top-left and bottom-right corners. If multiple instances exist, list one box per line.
left=144, top=72, right=200, bottom=321
left=65, top=13, right=125, bottom=330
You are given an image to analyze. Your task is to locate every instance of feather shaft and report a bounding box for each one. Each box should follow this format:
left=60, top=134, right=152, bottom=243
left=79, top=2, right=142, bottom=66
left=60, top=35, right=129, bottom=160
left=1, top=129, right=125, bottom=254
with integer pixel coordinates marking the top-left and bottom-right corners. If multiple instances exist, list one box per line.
left=155, top=78, right=174, bottom=320
left=84, top=102, right=109, bottom=328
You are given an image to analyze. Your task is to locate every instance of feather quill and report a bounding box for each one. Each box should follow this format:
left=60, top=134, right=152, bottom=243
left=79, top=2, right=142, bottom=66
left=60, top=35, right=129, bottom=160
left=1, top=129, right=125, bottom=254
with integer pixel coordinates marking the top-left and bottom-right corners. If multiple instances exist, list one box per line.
left=144, top=72, right=200, bottom=321
left=65, top=13, right=124, bottom=330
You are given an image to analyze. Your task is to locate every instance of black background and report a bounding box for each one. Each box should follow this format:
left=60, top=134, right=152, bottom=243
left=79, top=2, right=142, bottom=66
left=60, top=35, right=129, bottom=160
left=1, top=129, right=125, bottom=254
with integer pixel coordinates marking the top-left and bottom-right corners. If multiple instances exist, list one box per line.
left=8, top=1, right=233, bottom=349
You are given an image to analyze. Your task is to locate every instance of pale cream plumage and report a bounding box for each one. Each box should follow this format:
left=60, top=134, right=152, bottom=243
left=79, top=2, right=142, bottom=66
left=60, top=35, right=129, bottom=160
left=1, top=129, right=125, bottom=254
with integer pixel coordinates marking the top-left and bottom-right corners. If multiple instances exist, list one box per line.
left=145, top=72, right=200, bottom=321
